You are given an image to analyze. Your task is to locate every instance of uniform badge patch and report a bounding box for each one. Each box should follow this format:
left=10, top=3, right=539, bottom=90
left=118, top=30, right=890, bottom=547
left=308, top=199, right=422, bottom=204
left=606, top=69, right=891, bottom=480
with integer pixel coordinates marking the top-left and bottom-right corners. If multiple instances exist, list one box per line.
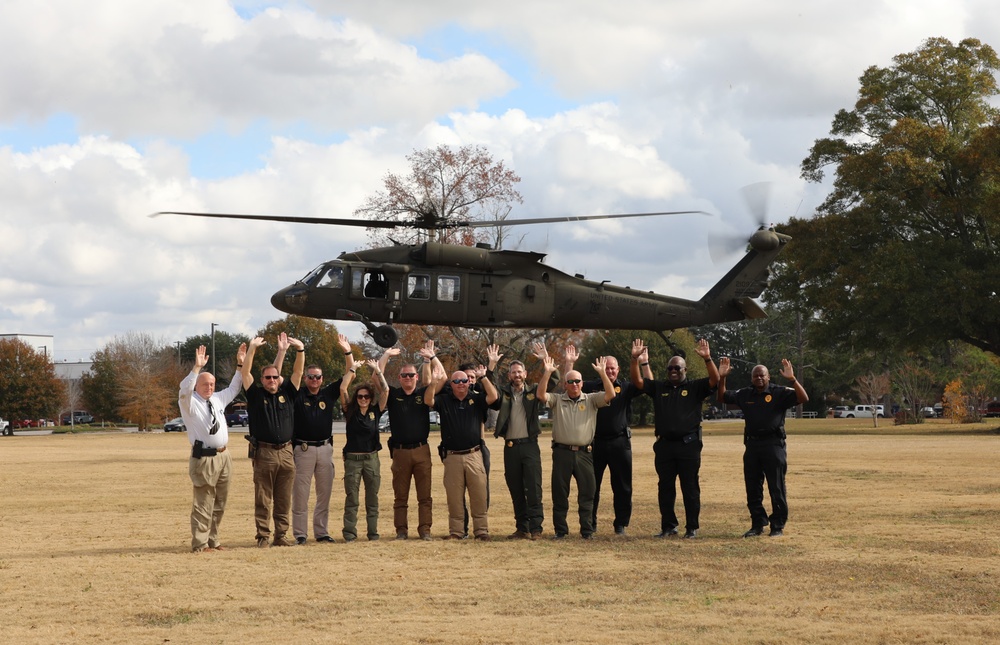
left=681, top=390, right=689, bottom=397
left=578, top=403, right=586, bottom=411
left=416, top=396, right=423, bottom=405
left=614, top=386, right=621, bottom=394
left=765, top=394, right=773, bottom=403
left=319, top=401, right=326, bottom=410
left=368, top=411, right=375, bottom=420
left=526, top=393, right=535, bottom=401
left=278, top=395, right=286, bottom=404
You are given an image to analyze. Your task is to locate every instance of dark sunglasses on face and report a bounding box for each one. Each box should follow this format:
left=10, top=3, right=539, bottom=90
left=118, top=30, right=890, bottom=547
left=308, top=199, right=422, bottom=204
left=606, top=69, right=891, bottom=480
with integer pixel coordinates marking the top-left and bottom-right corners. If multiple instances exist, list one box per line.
left=263, top=375, right=280, bottom=380
left=357, top=394, right=371, bottom=400
left=306, top=375, right=323, bottom=380
left=399, top=373, right=417, bottom=378
left=452, top=378, right=470, bottom=384
left=666, top=365, right=684, bottom=372
left=566, top=379, right=583, bottom=385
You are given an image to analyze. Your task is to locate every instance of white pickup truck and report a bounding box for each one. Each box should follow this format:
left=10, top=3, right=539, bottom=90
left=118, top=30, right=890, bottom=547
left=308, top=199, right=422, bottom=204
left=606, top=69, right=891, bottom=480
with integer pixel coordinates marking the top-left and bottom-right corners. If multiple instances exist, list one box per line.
left=839, top=405, right=885, bottom=419
left=0, top=417, right=10, bottom=436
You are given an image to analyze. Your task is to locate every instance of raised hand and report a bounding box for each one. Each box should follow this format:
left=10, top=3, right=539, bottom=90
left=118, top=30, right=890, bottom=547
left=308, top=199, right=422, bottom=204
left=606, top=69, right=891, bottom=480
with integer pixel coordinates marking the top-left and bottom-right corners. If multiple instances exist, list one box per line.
left=531, top=342, right=549, bottom=361
left=486, top=344, right=503, bottom=365
left=337, top=333, right=352, bottom=354
left=277, top=332, right=290, bottom=352
left=779, top=358, right=795, bottom=380
left=564, top=345, right=579, bottom=364
left=694, top=339, right=711, bottom=360
left=236, top=343, right=247, bottom=365
left=632, top=339, right=646, bottom=359
left=195, top=345, right=209, bottom=369
left=718, top=357, right=732, bottom=378
left=592, top=355, right=608, bottom=374
left=250, top=336, right=266, bottom=349
left=288, top=337, right=304, bottom=351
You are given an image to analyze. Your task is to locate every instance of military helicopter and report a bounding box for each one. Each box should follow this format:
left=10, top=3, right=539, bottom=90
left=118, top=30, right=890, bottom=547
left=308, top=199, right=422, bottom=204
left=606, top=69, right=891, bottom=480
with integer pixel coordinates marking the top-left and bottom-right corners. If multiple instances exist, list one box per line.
left=154, top=201, right=790, bottom=348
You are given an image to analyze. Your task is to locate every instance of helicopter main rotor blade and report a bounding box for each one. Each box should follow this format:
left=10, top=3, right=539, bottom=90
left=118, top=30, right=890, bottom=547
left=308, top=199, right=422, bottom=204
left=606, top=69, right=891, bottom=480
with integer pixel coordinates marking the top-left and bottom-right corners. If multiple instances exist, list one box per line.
left=453, top=210, right=711, bottom=229
left=149, top=211, right=406, bottom=229
left=740, top=182, right=772, bottom=227
left=151, top=209, right=711, bottom=230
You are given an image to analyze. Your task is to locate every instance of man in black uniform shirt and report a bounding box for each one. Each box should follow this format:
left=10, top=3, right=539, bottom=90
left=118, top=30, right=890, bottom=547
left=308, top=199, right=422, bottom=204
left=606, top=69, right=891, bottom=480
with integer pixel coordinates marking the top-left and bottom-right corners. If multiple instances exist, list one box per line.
left=426, top=355, right=499, bottom=541
left=631, top=338, right=718, bottom=539
left=291, top=333, right=354, bottom=545
left=491, top=343, right=554, bottom=540
left=718, top=357, right=808, bottom=538
left=378, top=342, right=441, bottom=541
left=241, top=333, right=304, bottom=548
left=563, top=345, right=650, bottom=536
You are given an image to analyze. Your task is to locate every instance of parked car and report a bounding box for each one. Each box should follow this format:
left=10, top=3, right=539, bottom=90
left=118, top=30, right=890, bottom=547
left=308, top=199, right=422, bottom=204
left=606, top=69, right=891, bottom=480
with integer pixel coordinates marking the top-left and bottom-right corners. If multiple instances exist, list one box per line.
left=429, top=410, right=440, bottom=425
left=981, top=401, right=1000, bottom=418
left=225, top=409, right=248, bottom=426
left=920, top=407, right=937, bottom=418
left=378, top=413, right=390, bottom=433
left=0, top=417, right=10, bottom=436
left=61, top=411, right=94, bottom=425
left=163, top=417, right=186, bottom=432
left=13, top=419, right=47, bottom=429
left=832, top=406, right=851, bottom=418
left=840, top=405, right=885, bottom=419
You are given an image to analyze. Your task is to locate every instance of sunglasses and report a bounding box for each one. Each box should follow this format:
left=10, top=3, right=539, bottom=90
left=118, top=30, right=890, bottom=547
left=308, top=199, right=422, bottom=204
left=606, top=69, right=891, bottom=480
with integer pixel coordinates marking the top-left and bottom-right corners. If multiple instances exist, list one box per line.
left=566, top=379, right=582, bottom=385
left=356, top=394, right=371, bottom=400
left=451, top=378, right=470, bottom=384
left=666, top=365, right=684, bottom=372
left=262, top=375, right=280, bottom=380
left=306, top=375, right=323, bottom=380
left=399, top=373, right=417, bottom=378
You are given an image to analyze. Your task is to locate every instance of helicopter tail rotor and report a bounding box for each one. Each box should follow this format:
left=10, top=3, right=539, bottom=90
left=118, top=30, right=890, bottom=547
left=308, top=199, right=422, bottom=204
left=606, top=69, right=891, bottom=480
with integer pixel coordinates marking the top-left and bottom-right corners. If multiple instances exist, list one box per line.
left=709, top=182, right=776, bottom=264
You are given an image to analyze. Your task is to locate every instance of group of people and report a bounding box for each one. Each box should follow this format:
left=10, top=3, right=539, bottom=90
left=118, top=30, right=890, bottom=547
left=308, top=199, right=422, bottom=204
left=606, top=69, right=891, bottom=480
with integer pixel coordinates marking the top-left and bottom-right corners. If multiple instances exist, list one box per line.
left=176, top=333, right=807, bottom=553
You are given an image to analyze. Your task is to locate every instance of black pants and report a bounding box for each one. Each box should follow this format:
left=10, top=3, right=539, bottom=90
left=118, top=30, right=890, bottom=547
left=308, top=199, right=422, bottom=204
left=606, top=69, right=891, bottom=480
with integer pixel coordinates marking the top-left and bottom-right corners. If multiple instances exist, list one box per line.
left=502, top=439, right=544, bottom=533
left=653, top=438, right=702, bottom=532
left=463, top=441, right=491, bottom=534
left=551, top=448, right=595, bottom=537
left=592, top=434, right=632, bottom=530
left=744, top=441, right=787, bottom=530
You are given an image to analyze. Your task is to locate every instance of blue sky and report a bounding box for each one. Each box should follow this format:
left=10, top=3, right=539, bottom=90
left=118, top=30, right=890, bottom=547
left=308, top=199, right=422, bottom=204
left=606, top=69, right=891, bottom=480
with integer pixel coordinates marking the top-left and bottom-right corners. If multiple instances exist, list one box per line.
left=0, top=0, right=996, bottom=361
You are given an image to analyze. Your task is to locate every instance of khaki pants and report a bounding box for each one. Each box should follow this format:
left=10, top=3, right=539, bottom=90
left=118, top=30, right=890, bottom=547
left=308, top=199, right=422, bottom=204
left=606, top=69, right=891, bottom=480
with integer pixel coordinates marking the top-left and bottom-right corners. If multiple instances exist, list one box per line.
left=343, top=452, right=381, bottom=540
left=443, top=451, right=488, bottom=538
left=252, top=444, right=295, bottom=541
left=189, top=450, right=231, bottom=550
left=293, top=442, right=335, bottom=540
left=390, top=443, right=433, bottom=537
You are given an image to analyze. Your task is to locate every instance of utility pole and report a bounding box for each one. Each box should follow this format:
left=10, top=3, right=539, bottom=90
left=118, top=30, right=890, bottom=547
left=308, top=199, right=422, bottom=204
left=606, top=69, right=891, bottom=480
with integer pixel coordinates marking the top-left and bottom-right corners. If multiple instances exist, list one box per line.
left=211, top=323, right=218, bottom=375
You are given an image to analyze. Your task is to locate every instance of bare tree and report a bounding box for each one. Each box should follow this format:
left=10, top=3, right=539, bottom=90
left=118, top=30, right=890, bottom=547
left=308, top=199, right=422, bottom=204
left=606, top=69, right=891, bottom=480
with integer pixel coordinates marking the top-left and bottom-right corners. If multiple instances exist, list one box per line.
left=355, top=144, right=523, bottom=247
left=855, top=372, right=891, bottom=428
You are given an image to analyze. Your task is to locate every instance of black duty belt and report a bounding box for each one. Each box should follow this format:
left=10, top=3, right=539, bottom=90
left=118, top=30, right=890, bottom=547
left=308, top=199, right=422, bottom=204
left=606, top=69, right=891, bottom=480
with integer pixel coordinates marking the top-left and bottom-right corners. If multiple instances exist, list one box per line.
left=504, top=437, right=536, bottom=448
left=392, top=441, right=428, bottom=450
left=552, top=442, right=592, bottom=453
left=294, top=438, right=332, bottom=449
left=745, top=433, right=783, bottom=442
left=594, top=432, right=628, bottom=441
left=657, top=432, right=699, bottom=443
left=192, top=445, right=227, bottom=458
left=258, top=441, right=291, bottom=450
left=447, top=445, right=481, bottom=455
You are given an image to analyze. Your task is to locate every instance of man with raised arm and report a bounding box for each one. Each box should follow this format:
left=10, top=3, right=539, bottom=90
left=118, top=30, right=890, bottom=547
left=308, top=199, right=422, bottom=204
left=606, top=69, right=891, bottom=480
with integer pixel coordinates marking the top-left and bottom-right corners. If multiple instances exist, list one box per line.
left=178, top=343, right=247, bottom=552
left=718, top=357, right=808, bottom=538
left=536, top=347, right=615, bottom=540
left=290, top=333, right=354, bottom=545
left=426, top=346, right=499, bottom=541
left=241, top=332, right=305, bottom=548
left=631, top=338, right=718, bottom=539
left=563, top=345, right=650, bottom=536
left=490, top=342, right=556, bottom=540
left=377, top=341, right=442, bottom=541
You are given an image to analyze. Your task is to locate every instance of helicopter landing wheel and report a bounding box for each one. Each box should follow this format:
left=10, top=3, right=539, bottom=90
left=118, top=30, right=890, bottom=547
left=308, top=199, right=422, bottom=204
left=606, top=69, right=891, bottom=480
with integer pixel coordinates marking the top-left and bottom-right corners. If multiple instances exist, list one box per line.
left=371, top=325, right=398, bottom=348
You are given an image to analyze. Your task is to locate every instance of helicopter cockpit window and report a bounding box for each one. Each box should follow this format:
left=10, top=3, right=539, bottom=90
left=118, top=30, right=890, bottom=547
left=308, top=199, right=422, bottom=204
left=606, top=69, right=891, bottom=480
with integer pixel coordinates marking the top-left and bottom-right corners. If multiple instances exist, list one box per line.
left=437, top=275, right=460, bottom=302
left=407, top=274, right=430, bottom=300
left=352, top=269, right=387, bottom=299
left=317, top=265, right=344, bottom=289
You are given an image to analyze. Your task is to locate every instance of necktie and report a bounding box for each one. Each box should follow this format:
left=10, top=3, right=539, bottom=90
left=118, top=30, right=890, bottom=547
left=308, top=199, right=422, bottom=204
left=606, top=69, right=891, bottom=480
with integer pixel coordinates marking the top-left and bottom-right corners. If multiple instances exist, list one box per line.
left=207, top=400, right=220, bottom=435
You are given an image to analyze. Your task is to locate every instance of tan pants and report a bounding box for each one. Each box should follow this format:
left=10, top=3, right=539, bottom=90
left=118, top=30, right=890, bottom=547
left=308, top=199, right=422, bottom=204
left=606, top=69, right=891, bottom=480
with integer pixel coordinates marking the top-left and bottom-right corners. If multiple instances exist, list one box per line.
left=252, top=443, right=295, bottom=541
left=390, top=443, right=433, bottom=537
left=189, top=450, right=231, bottom=550
left=293, top=442, right=335, bottom=540
left=443, top=451, right=488, bottom=538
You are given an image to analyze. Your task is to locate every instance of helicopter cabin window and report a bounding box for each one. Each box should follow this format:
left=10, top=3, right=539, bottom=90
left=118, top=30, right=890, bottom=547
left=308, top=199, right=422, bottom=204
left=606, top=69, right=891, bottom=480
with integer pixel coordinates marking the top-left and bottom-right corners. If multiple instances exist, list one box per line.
left=352, top=269, right=388, bottom=299
left=407, top=274, right=430, bottom=300
left=437, top=275, right=461, bottom=302
left=317, top=265, right=344, bottom=289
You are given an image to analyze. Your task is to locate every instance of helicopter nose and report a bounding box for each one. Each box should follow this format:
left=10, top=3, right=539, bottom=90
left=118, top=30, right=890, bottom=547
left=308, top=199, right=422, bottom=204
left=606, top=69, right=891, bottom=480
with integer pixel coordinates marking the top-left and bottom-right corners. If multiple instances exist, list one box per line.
left=272, top=285, right=308, bottom=313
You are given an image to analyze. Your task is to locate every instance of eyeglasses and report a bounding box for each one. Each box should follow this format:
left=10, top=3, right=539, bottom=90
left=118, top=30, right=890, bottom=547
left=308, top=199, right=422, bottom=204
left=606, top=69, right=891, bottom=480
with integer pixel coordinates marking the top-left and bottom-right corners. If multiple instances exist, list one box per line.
left=306, top=375, right=323, bottom=380
left=566, top=379, right=582, bottom=385
left=399, top=373, right=417, bottom=378
left=666, top=365, right=684, bottom=372
left=263, top=375, right=280, bottom=380
left=451, top=378, right=470, bottom=384
left=356, top=394, right=371, bottom=400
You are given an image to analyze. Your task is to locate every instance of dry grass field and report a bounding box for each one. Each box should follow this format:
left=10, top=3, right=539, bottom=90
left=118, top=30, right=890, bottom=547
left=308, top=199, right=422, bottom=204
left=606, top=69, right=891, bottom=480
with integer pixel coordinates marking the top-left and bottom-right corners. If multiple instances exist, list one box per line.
left=1, top=419, right=999, bottom=644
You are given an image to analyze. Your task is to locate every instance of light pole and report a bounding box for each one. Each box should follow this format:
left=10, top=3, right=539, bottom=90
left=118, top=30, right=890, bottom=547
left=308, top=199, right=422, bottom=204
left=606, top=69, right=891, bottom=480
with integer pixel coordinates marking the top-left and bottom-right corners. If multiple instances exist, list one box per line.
left=211, top=323, right=218, bottom=375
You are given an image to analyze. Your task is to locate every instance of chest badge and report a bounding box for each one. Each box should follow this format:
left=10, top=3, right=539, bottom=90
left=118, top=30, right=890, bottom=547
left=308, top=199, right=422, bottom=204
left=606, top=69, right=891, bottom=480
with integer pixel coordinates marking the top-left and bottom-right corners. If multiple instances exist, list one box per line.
left=319, top=401, right=326, bottom=410
left=368, top=412, right=375, bottom=420
left=765, top=394, right=772, bottom=403
left=278, top=395, right=286, bottom=404
left=526, top=393, right=535, bottom=401
left=578, top=403, right=586, bottom=411
left=681, top=390, right=689, bottom=397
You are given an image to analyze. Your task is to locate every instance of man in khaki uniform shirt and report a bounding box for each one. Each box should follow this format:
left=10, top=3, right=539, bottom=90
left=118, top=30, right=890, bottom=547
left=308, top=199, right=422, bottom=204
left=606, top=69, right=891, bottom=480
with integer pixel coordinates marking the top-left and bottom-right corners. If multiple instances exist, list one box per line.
left=536, top=351, right=615, bottom=539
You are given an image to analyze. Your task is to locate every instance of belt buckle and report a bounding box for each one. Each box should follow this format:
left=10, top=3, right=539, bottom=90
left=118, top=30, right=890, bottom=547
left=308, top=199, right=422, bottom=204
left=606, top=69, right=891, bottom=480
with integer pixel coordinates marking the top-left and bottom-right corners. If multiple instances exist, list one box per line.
left=300, top=443, right=309, bottom=452
left=506, top=441, right=513, bottom=448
